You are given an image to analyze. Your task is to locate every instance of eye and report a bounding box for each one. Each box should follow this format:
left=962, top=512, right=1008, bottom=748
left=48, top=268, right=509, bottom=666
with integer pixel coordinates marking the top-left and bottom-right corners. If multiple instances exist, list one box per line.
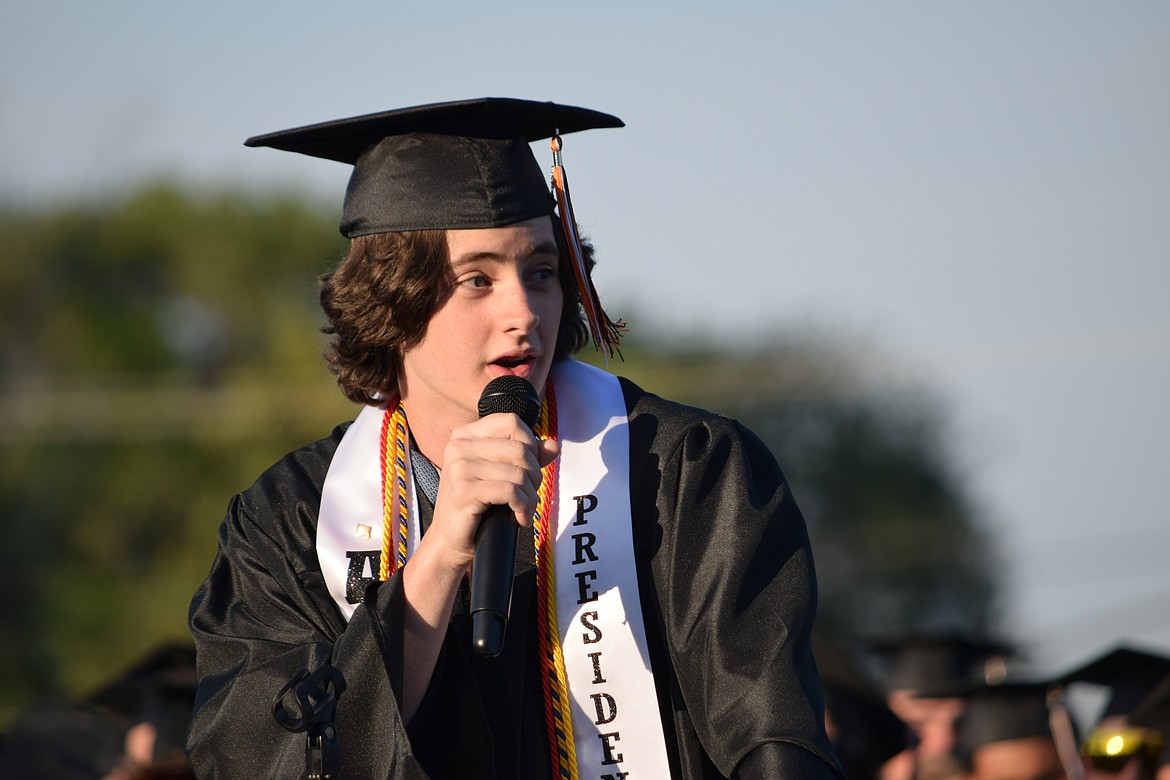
left=458, top=274, right=491, bottom=289
left=529, top=265, right=558, bottom=284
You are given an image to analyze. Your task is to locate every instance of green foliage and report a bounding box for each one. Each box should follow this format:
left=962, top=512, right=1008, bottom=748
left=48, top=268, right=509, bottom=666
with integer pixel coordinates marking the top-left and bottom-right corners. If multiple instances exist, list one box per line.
left=1, top=186, right=346, bottom=379
left=0, top=185, right=353, bottom=718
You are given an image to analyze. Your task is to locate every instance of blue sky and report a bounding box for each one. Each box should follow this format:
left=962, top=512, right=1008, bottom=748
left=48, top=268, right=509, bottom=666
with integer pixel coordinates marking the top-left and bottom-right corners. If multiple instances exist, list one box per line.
left=3, top=1, right=1168, bottom=673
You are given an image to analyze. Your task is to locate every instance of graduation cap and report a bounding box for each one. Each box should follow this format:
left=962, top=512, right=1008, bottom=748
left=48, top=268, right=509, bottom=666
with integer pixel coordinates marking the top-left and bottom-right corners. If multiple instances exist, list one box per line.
left=246, top=96, right=626, bottom=357
left=952, top=682, right=1056, bottom=759
left=871, top=633, right=1012, bottom=694
left=1059, top=645, right=1170, bottom=720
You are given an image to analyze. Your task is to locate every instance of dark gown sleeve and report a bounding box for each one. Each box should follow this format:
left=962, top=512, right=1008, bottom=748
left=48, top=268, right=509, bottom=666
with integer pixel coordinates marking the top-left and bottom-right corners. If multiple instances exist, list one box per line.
left=624, top=382, right=845, bottom=779
left=186, top=425, right=430, bottom=779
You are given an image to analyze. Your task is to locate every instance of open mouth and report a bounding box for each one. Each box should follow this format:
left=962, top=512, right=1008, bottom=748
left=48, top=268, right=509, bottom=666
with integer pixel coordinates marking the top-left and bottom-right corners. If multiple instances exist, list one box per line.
left=492, top=352, right=536, bottom=373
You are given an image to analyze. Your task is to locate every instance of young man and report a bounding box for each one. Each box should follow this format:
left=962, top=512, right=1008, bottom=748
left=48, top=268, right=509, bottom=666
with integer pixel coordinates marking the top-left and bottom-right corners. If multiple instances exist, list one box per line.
left=187, top=98, right=843, bottom=779
left=953, top=683, right=1068, bottom=780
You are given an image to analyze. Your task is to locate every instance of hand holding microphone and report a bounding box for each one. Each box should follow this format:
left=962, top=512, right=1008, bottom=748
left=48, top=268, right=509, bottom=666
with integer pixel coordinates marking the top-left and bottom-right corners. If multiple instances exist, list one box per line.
left=469, top=376, right=544, bottom=657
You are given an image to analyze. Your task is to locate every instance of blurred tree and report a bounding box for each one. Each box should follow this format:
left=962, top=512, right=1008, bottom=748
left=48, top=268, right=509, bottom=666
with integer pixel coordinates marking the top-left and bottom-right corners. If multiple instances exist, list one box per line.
left=0, top=185, right=998, bottom=724
left=0, top=185, right=352, bottom=715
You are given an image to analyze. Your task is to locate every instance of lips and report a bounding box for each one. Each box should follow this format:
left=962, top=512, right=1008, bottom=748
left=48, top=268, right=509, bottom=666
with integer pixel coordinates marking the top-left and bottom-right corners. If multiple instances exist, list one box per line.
left=491, top=350, right=538, bottom=376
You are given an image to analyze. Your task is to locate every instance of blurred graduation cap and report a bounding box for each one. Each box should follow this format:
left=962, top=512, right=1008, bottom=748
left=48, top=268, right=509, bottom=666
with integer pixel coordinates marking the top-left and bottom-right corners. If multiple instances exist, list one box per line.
left=952, top=682, right=1056, bottom=758
left=1059, top=645, right=1170, bottom=720
left=870, top=632, right=1013, bottom=694
left=245, top=97, right=623, bottom=238
left=246, top=96, right=626, bottom=357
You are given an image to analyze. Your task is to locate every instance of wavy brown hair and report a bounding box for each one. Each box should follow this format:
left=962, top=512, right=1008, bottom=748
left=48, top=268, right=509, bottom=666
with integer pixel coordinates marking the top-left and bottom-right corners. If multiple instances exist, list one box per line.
left=319, top=215, right=594, bottom=405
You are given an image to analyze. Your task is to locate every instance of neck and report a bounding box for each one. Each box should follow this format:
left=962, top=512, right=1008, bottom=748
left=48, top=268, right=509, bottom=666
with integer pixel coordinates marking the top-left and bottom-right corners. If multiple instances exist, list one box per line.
left=397, top=399, right=475, bottom=471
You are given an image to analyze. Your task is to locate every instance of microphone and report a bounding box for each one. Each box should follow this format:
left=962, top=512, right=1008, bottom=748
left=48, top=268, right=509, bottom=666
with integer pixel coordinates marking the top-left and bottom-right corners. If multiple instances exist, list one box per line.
left=470, top=375, right=542, bottom=657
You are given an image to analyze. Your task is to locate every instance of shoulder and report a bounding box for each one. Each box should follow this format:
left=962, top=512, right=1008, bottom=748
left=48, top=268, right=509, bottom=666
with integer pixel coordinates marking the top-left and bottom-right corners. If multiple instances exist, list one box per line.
left=617, top=375, right=778, bottom=476
left=241, top=422, right=351, bottom=508
left=224, top=421, right=353, bottom=556
left=618, top=374, right=713, bottom=428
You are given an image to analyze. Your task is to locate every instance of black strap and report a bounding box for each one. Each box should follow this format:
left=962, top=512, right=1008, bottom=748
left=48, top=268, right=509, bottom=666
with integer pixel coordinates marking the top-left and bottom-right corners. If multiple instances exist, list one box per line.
left=273, top=665, right=346, bottom=780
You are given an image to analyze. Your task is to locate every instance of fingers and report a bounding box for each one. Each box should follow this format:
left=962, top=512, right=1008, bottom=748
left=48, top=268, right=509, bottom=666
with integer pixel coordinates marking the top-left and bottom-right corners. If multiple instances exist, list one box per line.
left=447, top=413, right=547, bottom=491
left=427, top=414, right=559, bottom=566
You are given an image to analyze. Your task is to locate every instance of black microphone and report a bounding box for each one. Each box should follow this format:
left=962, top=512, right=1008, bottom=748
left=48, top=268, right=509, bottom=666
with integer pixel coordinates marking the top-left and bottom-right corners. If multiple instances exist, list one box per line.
left=470, top=375, right=542, bottom=657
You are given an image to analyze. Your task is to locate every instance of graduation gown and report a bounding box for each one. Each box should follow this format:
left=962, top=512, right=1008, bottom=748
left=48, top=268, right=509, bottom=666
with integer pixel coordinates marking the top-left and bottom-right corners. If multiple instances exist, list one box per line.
left=187, top=377, right=844, bottom=779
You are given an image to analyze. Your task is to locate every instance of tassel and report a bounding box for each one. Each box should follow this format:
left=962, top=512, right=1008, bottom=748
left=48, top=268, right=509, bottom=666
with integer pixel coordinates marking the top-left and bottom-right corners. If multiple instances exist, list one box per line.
left=550, top=134, right=625, bottom=363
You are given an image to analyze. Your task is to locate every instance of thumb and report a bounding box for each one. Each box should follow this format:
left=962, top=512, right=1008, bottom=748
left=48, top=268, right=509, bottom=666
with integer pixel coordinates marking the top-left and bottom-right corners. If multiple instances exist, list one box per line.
left=537, top=438, right=561, bottom=469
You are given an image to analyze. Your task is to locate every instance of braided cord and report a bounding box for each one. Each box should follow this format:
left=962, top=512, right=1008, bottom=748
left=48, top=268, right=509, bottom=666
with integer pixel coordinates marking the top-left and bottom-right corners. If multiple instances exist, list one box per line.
left=377, top=383, right=576, bottom=779
left=393, top=411, right=410, bottom=571
left=379, top=402, right=409, bottom=581
left=533, top=384, right=578, bottom=780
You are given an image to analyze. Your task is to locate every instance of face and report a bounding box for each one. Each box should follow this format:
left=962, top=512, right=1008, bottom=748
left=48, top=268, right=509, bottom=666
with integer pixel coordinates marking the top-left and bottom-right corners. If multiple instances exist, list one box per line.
left=888, top=691, right=965, bottom=756
left=399, top=216, right=563, bottom=434
left=970, top=737, right=1067, bottom=780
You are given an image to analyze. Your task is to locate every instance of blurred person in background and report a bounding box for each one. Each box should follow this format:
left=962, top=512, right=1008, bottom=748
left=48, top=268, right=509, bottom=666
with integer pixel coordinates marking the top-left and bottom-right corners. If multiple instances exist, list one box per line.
left=952, top=682, right=1069, bottom=780
left=0, top=643, right=197, bottom=780
left=88, top=643, right=197, bottom=780
left=814, top=628, right=911, bottom=779
left=873, top=633, right=1013, bottom=780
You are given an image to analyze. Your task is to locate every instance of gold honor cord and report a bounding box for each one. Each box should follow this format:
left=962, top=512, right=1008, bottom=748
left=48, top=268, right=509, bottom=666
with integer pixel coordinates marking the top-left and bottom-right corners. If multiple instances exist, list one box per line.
left=531, top=385, right=580, bottom=779
left=379, top=400, right=410, bottom=581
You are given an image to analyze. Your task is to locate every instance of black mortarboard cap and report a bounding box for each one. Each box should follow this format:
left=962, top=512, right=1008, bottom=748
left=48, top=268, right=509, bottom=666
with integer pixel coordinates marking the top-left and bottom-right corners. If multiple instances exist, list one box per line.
left=871, top=633, right=1012, bottom=693
left=245, top=97, right=624, bottom=238
left=1060, top=645, right=1170, bottom=720
left=954, top=682, right=1056, bottom=759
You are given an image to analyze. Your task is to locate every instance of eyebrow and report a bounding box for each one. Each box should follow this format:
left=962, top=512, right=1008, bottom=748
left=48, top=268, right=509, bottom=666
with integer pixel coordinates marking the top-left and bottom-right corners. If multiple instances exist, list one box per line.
left=450, top=241, right=559, bottom=270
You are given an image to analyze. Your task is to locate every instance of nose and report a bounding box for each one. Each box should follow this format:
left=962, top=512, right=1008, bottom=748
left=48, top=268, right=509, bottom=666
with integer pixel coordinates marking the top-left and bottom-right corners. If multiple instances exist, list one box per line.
left=498, top=275, right=540, bottom=333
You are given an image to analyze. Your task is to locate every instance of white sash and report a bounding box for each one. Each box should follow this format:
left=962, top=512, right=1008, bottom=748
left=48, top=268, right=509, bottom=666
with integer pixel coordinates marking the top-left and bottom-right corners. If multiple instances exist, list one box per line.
left=317, top=402, right=420, bottom=621
left=318, top=359, right=670, bottom=777
left=550, top=359, right=672, bottom=778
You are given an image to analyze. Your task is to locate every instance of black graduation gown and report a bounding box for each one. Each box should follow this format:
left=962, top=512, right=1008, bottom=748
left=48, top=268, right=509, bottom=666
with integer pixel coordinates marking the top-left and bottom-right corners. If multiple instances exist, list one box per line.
left=187, top=377, right=844, bottom=779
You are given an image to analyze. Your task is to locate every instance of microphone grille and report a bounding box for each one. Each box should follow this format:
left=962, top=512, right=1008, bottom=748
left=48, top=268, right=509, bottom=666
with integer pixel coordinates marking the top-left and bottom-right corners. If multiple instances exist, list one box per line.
left=477, top=376, right=541, bottom=429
